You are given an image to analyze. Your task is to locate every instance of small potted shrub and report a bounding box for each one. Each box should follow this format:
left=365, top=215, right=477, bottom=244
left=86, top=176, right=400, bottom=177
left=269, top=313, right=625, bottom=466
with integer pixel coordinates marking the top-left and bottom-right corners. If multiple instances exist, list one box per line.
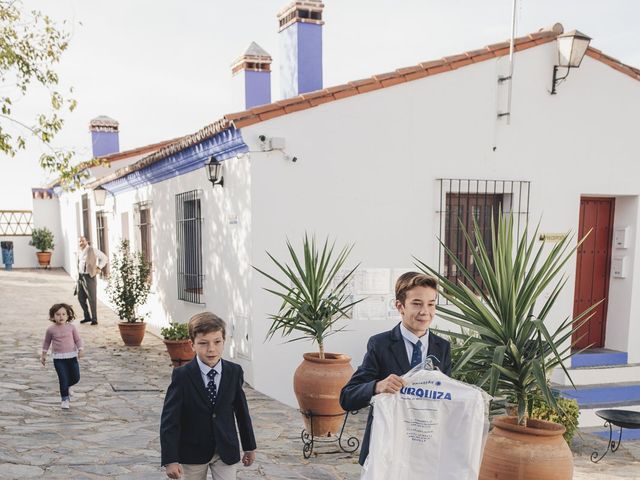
left=106, top=239, right=151, bottom=346
left=29, top=227, right=55, bottom=268
left=160, top=322, right=195, bottom=367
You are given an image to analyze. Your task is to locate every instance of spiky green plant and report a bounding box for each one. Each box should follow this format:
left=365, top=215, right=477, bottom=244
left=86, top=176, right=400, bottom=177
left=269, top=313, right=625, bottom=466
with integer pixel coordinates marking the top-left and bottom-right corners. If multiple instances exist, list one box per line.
left=416, top=214, right=598, bottom=426
left=253, top=234, right=362, bottom=359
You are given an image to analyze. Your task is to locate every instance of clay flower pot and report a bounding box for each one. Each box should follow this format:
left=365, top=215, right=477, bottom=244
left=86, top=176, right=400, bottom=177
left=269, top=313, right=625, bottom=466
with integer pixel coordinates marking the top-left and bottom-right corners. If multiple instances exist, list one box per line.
left=117, top=322, right=146, bottom=346
left=163, top=339, right=195, bottom=367
left=36, top=251, right=52, bottom=269
left=479, top=416, right=573, bottom=480
left=293, top=352, right=354, bottom=437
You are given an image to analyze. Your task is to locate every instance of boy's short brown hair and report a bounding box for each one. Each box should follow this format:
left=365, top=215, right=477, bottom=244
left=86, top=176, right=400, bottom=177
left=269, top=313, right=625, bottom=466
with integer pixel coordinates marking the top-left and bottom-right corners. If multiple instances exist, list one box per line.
left=395, top=272, right=438, bottom=304
left=48, top=303, right=76, bottom=323
left=188, top=312, right=226, bottom=342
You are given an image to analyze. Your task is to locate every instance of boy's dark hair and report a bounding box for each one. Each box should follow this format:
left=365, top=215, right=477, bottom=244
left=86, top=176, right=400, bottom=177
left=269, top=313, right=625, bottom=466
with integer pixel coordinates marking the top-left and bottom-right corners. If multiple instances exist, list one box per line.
left=49, top=303, right=76, bottom=323
left=188, top=312, right=226, bottom=342
left=395, top=272, right=438, bottom=304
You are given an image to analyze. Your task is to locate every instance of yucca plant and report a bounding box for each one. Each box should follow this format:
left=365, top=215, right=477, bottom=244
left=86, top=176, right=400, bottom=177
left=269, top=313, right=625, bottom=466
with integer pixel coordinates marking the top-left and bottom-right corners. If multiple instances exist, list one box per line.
left=416, top=214, right=598, bottom=426
left=253, top=234, right=362, bottom=359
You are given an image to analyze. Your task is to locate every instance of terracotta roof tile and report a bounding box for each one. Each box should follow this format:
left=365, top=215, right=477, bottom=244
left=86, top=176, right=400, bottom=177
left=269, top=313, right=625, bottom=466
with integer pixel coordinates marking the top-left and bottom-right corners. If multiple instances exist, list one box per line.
left=419, top=59, right=446, bottom=69
left=333, top=87, right=359, bottom=100
left=354, top=81, right=384, bottom=94
left=403, top=69, right=430, bottom=81
left=300, top=90, right=329, bottom=100
left=258, top=108, right=286, bottom=121
left=395, top=65, right=423, bottom=75
left=284, top=101, right=313, bottom=113
left=309, top=95, right=336, bottom=106
left=348, top=78, right=378, bottom=88
left=380, top=75, right=406, bottom=87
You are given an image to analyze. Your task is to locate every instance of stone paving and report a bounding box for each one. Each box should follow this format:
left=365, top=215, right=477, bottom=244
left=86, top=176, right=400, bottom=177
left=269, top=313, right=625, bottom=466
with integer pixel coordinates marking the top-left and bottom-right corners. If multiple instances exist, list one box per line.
left=0, top=268, right=639, bottom=479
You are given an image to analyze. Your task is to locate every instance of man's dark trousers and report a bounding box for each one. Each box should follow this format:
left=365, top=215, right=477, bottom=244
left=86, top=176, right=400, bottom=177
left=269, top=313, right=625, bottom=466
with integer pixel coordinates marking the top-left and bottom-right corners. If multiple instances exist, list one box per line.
left=78, top=273, right=97, bottom=322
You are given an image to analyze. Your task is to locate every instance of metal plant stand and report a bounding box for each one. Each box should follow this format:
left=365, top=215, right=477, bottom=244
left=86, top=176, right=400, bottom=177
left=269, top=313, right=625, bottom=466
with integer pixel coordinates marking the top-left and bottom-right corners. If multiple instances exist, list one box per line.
left=300, top=410, right=360, bottom=458
left=591, top=409, right=640, bottom=463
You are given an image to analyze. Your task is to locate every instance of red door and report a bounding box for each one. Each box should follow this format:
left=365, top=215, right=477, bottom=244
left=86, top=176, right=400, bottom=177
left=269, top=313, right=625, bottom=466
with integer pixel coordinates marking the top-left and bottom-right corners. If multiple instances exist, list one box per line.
left=572, top=197, right=614, bottom=349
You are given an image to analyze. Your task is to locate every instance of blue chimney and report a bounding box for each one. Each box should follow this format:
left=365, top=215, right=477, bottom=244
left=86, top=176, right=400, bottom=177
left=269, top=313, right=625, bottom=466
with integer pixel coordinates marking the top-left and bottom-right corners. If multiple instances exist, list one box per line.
left=89, top=116, right=120, bottom=158
left=277, top=1, right=324, bottom=99
left=231, top=42, right=272, bottom=111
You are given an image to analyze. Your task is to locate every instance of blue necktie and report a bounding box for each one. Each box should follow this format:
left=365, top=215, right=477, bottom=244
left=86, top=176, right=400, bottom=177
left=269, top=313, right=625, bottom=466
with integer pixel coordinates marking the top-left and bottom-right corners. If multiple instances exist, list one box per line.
left=206, top=369, right=217, bottom=406
left=410, top=340, right=422, bottom=368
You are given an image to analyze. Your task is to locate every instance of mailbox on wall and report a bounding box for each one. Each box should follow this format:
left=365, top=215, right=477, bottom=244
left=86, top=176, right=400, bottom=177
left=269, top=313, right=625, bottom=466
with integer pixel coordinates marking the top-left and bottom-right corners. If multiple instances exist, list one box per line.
left=614, top=227, right=629, bottom=249
left=612, top=257, right=627, bottom=278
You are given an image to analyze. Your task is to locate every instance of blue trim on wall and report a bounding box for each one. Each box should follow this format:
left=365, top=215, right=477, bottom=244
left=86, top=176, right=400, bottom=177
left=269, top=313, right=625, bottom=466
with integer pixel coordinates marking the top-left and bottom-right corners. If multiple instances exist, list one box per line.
left=102, top=128, right=248, bottom=194
left=572, top=351, right=628, bottom=368
left=556, top=383, right=640, bottom=408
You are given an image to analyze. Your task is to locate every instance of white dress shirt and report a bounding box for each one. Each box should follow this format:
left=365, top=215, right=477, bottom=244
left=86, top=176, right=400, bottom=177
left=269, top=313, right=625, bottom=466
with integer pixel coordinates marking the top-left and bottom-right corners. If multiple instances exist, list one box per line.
left=78, top=246, right=108, bottom=274
left=399, top=322, right=429, bottom=365
left=196, top=355, right=222, bottom=391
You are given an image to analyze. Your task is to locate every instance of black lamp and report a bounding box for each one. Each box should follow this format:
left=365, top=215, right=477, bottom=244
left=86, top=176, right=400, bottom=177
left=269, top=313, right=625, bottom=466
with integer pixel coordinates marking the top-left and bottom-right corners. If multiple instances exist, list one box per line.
left=205, top=156, right=224, bottom=188
left=93, top=185, right=108, bottom=207
left=551, top=30, right=591, bottom=94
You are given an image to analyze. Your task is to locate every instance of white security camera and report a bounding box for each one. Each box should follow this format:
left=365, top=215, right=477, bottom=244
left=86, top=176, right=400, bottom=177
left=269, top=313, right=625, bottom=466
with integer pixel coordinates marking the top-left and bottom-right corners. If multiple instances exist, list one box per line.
left=258, top=135, right=267, bottom=142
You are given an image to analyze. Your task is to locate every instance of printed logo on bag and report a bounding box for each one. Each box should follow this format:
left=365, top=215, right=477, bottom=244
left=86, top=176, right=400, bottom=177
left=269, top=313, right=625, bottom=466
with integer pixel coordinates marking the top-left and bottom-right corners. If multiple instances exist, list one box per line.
left=400, top=386, right=452, bottom=400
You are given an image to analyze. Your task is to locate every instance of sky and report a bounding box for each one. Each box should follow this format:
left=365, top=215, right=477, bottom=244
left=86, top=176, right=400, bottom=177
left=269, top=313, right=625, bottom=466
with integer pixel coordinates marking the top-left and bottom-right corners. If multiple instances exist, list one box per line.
left=3, top=0, right=640, bottom=208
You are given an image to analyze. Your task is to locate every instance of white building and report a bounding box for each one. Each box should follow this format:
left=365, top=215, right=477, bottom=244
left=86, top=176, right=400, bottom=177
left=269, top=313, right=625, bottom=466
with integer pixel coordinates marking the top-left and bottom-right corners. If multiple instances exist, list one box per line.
left=34, top=2, right=640, bottom=425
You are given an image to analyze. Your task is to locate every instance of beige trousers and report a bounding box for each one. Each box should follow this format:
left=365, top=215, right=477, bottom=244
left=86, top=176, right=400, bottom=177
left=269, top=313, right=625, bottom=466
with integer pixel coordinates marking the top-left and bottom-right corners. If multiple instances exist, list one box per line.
left=182, top=454, right=237, bottom=480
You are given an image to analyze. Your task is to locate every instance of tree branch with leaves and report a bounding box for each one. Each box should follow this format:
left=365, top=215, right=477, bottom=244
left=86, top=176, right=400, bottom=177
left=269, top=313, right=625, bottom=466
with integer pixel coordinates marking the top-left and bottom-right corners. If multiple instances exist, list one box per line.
left=0, top=1, right=83, bottom=188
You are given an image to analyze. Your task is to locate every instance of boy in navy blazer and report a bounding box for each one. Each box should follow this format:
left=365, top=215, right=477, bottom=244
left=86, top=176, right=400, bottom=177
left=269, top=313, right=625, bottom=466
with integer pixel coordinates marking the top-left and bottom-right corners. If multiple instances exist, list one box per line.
left=340, top=272, right=452, bottom=466
left=160, top=312, right=256, bottom=479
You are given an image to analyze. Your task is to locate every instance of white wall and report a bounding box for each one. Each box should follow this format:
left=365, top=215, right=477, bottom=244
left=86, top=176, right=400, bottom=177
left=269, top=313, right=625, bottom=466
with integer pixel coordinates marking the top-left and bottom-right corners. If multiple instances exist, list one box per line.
left=243, top=42, right=640, bottom=406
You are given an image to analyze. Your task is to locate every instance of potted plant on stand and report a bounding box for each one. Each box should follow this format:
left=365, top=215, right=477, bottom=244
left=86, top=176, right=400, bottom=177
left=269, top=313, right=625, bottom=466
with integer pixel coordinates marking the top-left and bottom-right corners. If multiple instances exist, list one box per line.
left=254, top=234, right=362, bottom=438
left=160, top=322, right=195, bottom=367
left=29, top=227, right=55, bottom=268
left=416, top=214, right=597, bottom=480
left=106, top=239, right=151, bottom=346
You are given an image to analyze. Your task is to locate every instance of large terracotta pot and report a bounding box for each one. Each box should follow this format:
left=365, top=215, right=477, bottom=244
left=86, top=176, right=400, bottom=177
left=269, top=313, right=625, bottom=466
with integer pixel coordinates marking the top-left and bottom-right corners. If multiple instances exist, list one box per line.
left=163, top=339, right=195, bottom=367
left=293, top=352, right=354, bottom=437
left=117, top=321, right=146, bottom=346
left=479, top=416, right=572, bottom=480
left=36, top=251, right=52, bottom=269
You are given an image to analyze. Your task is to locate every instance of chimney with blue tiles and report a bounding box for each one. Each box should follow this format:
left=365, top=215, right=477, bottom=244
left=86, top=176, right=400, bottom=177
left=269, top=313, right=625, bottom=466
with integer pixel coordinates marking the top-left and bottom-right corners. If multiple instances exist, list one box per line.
left=89, top=116, right=120, bottom=158
left=277, top=0, right=324, bottom=99
left=231, top=42, right=273, bottom=111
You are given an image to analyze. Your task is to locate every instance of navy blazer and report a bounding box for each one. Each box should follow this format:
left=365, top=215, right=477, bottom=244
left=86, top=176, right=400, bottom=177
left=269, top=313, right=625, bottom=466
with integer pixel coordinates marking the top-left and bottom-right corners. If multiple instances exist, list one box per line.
left=160, top=358, right=256, bottom=466
left=339, top=323, right=452, bottom=466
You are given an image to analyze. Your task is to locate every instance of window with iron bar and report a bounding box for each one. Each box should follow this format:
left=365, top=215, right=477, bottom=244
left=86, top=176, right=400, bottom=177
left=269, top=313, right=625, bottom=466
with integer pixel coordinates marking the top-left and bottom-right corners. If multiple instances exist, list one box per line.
left=437, top=179, right=530, bottom=298
left=176, top=190, right=203, bottom=304
left=135, top=202, right=153, bottom=283
left=95, top=211, right=110, bottom=278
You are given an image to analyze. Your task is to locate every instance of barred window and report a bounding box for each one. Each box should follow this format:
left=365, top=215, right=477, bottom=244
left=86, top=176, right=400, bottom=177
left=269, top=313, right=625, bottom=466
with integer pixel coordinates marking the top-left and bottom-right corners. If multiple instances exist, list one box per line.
left=95, top=212, right=109, bottom=277
left=176, top=190, right=203, bottom=303
left=81, top=194, right=92, bottom=242
left=438, top=179, right=530, bottom=291
left=136, top=203, right=153, bottom=282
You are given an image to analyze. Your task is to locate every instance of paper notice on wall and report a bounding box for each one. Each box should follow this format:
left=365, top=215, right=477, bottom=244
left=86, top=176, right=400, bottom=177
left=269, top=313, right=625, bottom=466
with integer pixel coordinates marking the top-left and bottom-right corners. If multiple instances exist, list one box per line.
left=354, top=268, right=390, bottom=295
left=355, top=295, right=389, bottom=318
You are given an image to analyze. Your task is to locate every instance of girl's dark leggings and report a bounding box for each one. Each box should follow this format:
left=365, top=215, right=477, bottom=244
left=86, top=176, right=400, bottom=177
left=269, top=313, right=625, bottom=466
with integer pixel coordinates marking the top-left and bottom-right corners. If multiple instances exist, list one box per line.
left=53, top=357, right=80, bottom=400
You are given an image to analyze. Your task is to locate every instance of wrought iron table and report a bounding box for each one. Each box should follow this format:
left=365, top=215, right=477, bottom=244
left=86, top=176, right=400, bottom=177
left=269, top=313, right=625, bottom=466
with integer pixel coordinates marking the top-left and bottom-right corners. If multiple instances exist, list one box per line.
left=591, top=409, right=640, bottom=463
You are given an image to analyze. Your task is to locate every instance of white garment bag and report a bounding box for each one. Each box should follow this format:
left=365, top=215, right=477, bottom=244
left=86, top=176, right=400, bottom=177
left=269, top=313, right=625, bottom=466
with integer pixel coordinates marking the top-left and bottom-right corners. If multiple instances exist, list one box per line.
left=361, top=361, right=491, bottom=480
